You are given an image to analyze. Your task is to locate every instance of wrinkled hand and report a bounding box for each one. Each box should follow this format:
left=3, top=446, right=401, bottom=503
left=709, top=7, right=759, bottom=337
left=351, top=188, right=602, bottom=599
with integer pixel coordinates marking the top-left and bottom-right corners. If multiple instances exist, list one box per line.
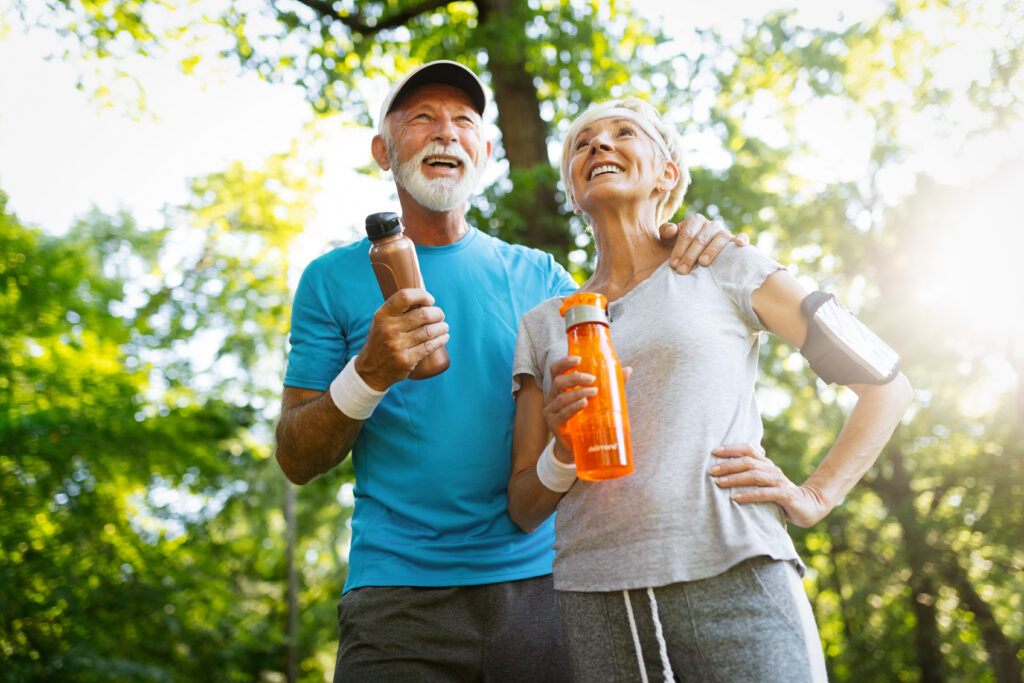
left=543, top=356, right=596, bottom=464
left=660, top=214, right=749, bottom=274
left=543, top=358, right=632, bottom=465
left=354, top=289, right=449, bottom=391
left=709, top=443, right=830, bottom=528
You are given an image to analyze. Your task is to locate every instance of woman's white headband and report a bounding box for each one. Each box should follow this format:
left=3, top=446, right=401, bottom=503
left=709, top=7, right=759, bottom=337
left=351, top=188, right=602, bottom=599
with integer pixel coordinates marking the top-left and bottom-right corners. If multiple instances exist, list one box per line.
left=572, top=107, right=673, bottom=162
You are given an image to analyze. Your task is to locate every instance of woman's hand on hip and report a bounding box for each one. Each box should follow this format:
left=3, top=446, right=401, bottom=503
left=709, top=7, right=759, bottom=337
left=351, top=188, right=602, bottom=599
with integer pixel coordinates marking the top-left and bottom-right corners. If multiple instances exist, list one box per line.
left=709, top=443, right=831, bottom=528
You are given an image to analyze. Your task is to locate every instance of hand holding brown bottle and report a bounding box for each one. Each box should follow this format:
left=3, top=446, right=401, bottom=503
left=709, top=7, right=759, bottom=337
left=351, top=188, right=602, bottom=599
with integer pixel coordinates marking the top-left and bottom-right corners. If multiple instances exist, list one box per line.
left=354, top=289, right=450, bottom=391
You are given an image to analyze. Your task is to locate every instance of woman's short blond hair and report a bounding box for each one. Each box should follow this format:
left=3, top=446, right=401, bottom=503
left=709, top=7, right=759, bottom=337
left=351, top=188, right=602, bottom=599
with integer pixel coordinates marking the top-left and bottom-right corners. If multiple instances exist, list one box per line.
left=560, top=98, right=690, bottom=226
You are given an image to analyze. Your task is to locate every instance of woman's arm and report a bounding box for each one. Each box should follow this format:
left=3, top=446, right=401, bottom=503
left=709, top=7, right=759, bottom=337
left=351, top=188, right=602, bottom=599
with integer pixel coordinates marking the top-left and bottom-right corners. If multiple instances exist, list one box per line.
left=711, top=269, right=913, bottom=528
left=508, top=376, right=568, bottom=532
left=508, top=358, right=598, bottom=532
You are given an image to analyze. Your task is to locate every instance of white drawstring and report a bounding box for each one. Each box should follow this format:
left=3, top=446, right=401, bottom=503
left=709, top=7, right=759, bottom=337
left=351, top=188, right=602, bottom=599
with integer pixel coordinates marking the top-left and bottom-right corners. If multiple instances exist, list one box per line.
left=647, top=587, right=674, bottom=682
left=623, top=588, right=675, bottom=682
left=622, top=589, right=649, bottom=683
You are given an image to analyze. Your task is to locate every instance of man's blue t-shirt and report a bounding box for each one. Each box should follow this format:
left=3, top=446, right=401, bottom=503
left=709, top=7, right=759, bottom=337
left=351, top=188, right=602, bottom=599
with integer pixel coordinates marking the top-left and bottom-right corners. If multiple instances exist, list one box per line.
left=285, top=228, right=577, bottom=592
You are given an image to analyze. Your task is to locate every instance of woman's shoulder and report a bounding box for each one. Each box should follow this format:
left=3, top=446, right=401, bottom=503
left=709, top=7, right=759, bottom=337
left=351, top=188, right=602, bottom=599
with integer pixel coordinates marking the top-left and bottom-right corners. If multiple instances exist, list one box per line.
left=522, top=295, right=567, bottom=327
left=514, top=295, right=567, bottom=370
left=705, top=242, right=783, bottom=285
left=710, top=241, right=776, bottom=266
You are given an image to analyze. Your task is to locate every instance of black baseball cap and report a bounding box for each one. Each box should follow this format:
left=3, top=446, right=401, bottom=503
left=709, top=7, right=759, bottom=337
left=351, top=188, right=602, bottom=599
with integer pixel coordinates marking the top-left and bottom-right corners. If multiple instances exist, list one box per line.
left=378, top=60, right=487, bottom=131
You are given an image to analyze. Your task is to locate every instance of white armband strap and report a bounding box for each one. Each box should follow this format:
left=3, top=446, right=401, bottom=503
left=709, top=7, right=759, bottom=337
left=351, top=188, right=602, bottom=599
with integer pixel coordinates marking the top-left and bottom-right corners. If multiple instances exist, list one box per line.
left=329, top=357, right=387, bottom=420
left=536, top=439, right=577, bottom=492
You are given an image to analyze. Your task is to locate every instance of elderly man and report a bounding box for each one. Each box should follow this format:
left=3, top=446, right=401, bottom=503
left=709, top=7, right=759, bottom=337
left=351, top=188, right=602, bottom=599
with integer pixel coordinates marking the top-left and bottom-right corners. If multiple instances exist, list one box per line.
left=275, top=61, right=741, bottom=681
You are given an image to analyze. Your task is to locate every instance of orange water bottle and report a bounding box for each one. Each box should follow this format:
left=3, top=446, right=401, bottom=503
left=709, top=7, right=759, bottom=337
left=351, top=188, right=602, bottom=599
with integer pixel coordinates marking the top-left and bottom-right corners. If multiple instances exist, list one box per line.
left=558, top=292, right=633, bottom=481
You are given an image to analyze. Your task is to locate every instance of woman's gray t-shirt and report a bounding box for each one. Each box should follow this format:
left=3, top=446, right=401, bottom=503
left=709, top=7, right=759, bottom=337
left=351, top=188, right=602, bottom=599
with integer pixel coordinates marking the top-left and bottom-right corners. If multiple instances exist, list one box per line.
left=512, top=243, right=804, bottom=592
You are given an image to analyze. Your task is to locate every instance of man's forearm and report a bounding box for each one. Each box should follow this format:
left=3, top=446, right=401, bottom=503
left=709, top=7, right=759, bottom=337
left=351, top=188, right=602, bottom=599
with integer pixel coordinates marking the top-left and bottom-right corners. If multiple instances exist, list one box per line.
left=275, top=391, right=363, bottom=485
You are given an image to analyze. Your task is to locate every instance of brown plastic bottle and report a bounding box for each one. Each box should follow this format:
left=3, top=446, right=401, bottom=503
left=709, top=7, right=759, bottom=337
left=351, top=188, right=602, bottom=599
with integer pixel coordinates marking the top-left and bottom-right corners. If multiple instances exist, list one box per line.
left=365, top=212, right=450, bottom=380
left=558, top=292, right=633, bottom=481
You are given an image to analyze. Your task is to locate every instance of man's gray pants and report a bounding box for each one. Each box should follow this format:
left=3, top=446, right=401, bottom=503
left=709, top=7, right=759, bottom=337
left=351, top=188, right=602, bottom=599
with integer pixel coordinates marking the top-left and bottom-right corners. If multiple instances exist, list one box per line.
left=335, top=574, right=570, bottom=682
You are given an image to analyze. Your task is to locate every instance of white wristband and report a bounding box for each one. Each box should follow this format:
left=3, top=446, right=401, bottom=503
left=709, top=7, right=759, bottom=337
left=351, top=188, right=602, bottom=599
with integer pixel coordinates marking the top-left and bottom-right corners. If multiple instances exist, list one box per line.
left=535, top=439, right=577, bottom=492
left=328, top=357, right=388, bottom=420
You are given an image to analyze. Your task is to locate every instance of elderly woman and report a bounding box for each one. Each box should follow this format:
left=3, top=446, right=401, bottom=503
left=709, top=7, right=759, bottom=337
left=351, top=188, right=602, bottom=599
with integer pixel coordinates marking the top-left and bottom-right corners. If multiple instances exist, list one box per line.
left=507, top=98, right=913, bottom=682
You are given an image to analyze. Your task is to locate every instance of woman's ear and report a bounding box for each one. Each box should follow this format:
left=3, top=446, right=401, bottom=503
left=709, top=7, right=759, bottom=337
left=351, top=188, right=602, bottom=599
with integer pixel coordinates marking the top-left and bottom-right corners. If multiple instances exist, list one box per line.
left=569, top=194, right=582, bottom=215
left=659, top=160, right=681, bottom=192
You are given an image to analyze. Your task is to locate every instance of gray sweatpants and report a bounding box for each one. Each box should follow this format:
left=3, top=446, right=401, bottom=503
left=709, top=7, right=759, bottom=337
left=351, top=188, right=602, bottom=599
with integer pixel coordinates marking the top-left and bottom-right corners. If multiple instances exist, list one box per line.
left=557, top=557, right=828, bottom=682
left=335, top=574, right=571, bottom=682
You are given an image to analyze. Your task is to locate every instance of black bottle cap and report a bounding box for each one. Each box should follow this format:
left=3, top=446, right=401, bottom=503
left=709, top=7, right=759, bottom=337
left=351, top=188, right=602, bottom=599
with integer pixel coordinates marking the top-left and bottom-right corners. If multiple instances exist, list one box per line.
left=365, top=212, right=404, bottom=241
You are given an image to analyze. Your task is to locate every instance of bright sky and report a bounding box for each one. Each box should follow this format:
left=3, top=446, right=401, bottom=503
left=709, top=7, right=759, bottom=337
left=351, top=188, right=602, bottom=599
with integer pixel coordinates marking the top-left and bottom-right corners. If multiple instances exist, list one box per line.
left=0, top=33, right=295, bottom=229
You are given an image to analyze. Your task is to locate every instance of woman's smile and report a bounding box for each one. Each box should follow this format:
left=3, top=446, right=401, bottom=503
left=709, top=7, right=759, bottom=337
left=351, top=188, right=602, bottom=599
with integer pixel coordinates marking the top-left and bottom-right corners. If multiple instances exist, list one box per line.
left=588, top=163, right=625, bottom=181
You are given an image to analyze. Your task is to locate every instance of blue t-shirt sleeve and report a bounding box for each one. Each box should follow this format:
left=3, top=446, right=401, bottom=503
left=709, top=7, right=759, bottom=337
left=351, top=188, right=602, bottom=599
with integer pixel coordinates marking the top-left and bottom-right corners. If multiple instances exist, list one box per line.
left=547, top=254, right=578, bottom=297
left=284, top=259, right=347, bottom=391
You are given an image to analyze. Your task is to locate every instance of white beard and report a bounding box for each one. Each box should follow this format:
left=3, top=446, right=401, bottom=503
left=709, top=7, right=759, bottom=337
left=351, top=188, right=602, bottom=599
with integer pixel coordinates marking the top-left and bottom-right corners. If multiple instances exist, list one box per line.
left=390, top=141, right=482, bottom=213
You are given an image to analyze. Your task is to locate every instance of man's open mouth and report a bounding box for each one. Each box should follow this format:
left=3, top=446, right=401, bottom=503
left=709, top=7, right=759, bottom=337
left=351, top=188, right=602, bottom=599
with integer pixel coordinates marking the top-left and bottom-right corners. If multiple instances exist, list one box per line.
left=425, top=156, right=463, bottom=168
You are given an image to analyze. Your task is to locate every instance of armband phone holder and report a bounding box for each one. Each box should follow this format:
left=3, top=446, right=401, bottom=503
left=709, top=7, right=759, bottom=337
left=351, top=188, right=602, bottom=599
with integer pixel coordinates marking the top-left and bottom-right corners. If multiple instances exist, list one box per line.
left=800, top=292, right=900, bottom=385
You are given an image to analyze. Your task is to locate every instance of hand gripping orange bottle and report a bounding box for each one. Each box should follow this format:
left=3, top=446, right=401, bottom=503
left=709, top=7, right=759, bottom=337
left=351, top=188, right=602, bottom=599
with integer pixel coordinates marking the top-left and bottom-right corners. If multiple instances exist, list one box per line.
left=558, top=292, right=633, bottom=481
left=365, top=211, right=450, bottom=380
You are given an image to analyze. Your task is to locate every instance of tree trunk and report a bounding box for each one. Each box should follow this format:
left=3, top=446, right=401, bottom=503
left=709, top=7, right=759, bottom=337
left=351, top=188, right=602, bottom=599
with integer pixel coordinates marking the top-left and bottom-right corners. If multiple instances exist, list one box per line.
left=872, top=447, right=1023, bottom=683
left=938, top=554, right=1023, bottom=683
left=908, top=573, right=945, bottom=683
left=476, top=0, right=569, bottom=254
left=285, top=483, right=299, bottom=683
left=892, top=456, right=1023, bottom=683
left=826, top=521, right=856, bottom=667
left=870, top=447, right=946, bottom=682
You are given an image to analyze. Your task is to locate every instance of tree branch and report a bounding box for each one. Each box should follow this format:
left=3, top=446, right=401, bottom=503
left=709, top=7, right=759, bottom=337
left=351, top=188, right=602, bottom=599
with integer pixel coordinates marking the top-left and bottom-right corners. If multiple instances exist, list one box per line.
left=935, top=544, right=1023, bottom=683
left=289, top=0, right=456, bottom=35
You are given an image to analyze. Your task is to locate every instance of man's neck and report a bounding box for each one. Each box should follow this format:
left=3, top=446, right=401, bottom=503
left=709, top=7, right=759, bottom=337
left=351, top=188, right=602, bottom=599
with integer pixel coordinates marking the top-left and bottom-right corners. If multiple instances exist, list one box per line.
left=397, top=190, right=470, bottom=246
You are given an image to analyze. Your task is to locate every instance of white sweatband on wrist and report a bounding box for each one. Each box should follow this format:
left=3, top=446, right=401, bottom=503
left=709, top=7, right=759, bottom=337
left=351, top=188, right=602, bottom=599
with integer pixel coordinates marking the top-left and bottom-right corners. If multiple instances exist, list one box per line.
left=535, top=439, right=577, bottom=492
left=328, top=358, right=388, bottom=420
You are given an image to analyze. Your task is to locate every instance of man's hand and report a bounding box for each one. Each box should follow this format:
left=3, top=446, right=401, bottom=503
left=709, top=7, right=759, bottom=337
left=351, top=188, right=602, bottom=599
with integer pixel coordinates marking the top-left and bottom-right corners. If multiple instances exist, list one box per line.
left=660, top=214, right=749, bottom=274
left=354, top=289, right=449, bottom=391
